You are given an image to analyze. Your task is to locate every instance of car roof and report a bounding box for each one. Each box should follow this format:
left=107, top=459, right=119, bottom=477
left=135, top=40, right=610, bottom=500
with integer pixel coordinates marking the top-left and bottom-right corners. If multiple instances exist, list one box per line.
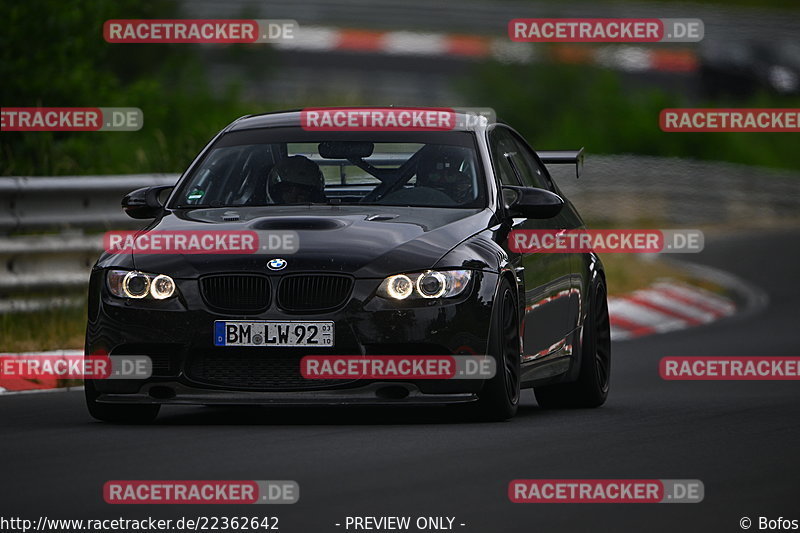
left=226, top=108, right=493, bottom=133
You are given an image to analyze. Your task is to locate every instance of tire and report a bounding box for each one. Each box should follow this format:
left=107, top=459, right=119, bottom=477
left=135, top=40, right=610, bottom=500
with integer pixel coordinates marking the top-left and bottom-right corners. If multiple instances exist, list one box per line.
left=534, top=277, right=611, bottom=409
left=85, top=380, right=160, bottom=423
left=473, top=279, right=521, bottom=421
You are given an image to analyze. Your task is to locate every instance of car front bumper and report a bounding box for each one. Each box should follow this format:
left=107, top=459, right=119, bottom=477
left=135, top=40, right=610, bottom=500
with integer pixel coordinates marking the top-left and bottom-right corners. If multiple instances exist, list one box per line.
left=86, top=269, right=498, bottom=403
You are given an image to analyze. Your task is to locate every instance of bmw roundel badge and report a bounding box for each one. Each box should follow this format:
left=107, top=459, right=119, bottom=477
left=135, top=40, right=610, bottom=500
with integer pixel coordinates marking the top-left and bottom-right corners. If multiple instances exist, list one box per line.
left=267, top=258, right=287, bottom=271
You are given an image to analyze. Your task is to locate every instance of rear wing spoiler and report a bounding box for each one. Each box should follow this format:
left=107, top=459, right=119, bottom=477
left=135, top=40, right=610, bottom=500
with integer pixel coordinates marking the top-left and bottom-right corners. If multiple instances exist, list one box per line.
left=536, top=148, right=585, bottom=179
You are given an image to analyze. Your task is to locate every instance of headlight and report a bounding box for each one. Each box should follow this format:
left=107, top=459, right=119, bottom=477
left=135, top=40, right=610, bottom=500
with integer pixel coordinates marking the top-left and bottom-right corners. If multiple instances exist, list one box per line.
left=386, top=274, right=414, bottom=300
left=150, top=274, right=176, bottom=300
left=378, top=270, right=472, bottom=301
left=416, top=271, right=447, bottom=298
left=123, top=271, right=150, bottom=298
left=106, top=270, right=176, bottom=300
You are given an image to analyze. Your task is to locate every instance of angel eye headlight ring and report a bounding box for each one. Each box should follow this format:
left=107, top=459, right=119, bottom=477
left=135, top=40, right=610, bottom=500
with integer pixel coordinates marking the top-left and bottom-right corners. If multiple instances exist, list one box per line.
left=150, top=274, right=176, bottom=300
left=123, top=271, right=151, bottom=299
left=386, top=274, right=414, bottom=300
left=416, top=271, right=448, bottom=298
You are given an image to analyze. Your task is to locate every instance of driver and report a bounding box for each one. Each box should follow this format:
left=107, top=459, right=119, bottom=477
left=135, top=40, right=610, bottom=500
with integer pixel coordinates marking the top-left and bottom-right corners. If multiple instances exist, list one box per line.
left=415, top=146, right=474, bottom=204
left=267, top=155, right=326, bottom=204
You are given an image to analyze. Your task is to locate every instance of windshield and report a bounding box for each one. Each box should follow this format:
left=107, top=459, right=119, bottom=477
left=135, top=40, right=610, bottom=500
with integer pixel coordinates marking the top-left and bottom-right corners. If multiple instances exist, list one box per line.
left=171, top=128, right=485, bottom=209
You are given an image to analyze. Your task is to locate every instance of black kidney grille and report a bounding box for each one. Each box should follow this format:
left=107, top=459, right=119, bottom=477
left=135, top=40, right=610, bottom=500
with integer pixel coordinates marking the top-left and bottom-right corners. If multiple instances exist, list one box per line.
left=277, top=275, right=353, bottom=312
left=200, top=274, right=270, bottom=312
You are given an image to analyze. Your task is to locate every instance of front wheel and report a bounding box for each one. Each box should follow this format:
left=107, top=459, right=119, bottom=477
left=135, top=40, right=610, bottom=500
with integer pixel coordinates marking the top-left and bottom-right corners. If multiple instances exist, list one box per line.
left=534, top=277, right=611, bottom=408
left=473, top=279, right=521, bottom=421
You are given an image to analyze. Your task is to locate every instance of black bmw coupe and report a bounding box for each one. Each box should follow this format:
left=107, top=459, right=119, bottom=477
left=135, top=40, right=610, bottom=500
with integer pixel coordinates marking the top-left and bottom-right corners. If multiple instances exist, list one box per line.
left=85, top=108, right=610, bottom=422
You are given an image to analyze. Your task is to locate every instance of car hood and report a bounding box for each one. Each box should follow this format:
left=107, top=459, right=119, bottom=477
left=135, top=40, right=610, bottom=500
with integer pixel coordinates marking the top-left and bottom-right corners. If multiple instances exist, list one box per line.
left=128, top=205, right=495, bottom=278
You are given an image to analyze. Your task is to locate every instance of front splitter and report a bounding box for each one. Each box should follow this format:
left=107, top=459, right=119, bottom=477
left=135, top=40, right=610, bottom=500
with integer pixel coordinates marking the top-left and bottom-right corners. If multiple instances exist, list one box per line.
left=97, top=381, right=478, bottom=406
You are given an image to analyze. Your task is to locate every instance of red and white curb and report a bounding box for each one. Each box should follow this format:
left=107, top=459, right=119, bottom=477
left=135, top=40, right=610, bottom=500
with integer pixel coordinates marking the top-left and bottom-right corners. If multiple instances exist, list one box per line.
left=609, top=281, right=736, bottom=341
left=274, top=26, right=698, bottom=73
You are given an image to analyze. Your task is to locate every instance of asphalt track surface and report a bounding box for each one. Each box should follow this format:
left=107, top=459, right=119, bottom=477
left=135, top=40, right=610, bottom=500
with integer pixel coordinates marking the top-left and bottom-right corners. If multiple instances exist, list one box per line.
left=1, top=230, right=798, bottom=533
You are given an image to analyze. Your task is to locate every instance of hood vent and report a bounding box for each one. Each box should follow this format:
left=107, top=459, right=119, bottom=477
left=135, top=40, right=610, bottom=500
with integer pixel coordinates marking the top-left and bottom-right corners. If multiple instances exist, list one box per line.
left=365, top=214, right=398, bottom=222
left=250, top=217, right=346, bottom=230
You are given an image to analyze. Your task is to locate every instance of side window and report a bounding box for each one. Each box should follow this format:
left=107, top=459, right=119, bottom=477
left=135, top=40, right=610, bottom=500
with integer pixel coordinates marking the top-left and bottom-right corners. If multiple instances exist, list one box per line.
left=488, top=128, right=520, bottom=186
left=508, top=134, right=552, bottom=190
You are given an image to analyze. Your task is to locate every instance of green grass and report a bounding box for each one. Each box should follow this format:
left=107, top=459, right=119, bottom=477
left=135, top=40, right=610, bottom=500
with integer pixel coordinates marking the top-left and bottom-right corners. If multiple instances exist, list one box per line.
left=599, top=253, right=726, bottom=296
left=0, top=301, right=87, bottom=352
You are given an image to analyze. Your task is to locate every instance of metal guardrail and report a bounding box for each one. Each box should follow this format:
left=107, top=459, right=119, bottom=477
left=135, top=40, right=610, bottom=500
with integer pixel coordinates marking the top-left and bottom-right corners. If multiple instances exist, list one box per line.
left=0, top=174, right=179, bottom=233
left=1, top=157, right=799, bottom=313
left=0, top=174, right=178, bottom=312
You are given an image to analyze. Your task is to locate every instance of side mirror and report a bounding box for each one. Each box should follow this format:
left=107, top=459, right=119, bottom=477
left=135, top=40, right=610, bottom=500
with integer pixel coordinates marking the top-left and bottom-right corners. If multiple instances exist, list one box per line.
left=502, top=186, right=564, bottom=219
left=122, top=186, right=173, bottom=219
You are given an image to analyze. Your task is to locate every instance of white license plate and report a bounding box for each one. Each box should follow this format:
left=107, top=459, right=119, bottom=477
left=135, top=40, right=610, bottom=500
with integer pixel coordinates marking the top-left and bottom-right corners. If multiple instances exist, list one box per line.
left=214, top=321, right=334, bottom=347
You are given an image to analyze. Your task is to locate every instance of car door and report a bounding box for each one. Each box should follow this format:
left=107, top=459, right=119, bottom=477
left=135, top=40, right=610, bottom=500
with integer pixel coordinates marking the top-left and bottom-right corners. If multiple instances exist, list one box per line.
left=488, top=126, right=574, bottom=362
left=505, top=129, right=584, bottom=342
